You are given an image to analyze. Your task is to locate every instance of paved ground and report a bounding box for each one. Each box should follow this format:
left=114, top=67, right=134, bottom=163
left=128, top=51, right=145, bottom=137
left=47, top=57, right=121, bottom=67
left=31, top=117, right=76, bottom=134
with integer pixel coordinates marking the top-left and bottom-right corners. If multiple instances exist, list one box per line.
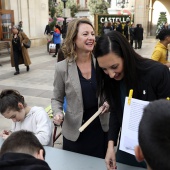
left=0, top=37, right=158, bottom=148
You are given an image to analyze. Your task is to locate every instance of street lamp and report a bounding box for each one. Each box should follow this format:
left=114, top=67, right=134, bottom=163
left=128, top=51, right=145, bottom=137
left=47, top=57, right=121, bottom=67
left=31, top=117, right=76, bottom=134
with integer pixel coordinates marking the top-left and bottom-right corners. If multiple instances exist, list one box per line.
left=61, top=0, right=68, bottom=39
left=131, top=5, right=135, bottom=23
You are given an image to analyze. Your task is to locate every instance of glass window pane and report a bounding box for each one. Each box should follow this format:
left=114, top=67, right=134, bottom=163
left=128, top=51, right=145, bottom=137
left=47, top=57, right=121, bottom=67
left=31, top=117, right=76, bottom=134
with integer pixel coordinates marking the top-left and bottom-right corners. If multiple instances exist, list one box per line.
left=1, top=14, right=11, bottom=20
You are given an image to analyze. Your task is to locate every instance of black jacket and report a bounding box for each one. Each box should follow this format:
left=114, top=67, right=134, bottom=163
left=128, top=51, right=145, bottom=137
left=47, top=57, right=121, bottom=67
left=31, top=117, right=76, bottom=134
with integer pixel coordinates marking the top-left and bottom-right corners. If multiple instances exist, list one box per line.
left=0, top=153, right=51, bottom=170
left=108, top=60, right=170, bottom=143
left=134, top=26, right=143, bottom=40
left=44, top=25, right=51, bottom=35
left=108, top=60, right=170, bottom=167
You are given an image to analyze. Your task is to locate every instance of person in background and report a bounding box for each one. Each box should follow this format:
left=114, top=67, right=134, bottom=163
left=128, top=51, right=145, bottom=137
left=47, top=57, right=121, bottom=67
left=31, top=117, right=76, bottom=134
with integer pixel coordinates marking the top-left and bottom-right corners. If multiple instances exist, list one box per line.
left=55, top=22, right=61, bottom=32
left=51, top=18, right=110, bottom=159
left=44, top=22, right=52, bottom=52
left=134, top=24, right=143, bottom=49
left=52, top=25, right=61, bottom=57
left=130, top=23, right=135, bottom=47
left=110, top=21, right=115, bottom=31
left=115, top=20, right=123, bottom=34
left=94, top=31, right=170, bottom=169
left=124, top=21, right=130, bottom=41
left=10, top=25, right=31, bottom=75
left=18, top=21, right=23, bottom=32
left=102, top=22, right=112, bottom=34
left=0, top=130, right=51, bottom=170
left=0, top=89, right=52, bottom=146
left=162, top=22, right=169, bottom=30
left=135, top=99, right=170, bottom=170
left=151, top=29, right=170, bottom=67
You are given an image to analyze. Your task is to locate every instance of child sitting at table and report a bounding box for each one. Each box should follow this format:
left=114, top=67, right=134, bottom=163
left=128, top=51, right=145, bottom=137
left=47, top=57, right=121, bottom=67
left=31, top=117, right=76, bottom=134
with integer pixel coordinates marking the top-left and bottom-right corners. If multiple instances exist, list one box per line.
left=0, top=89, right=52, bottom=146
left=0, top=130, right=51, bottom=170
left=135, top=99, right=170, bottom=170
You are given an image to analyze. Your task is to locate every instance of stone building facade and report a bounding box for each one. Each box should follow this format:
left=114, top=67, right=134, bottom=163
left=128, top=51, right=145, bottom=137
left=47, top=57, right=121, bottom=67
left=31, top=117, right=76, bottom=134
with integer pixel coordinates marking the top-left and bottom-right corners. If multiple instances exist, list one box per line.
left=0, top=0, right=49, bottom=46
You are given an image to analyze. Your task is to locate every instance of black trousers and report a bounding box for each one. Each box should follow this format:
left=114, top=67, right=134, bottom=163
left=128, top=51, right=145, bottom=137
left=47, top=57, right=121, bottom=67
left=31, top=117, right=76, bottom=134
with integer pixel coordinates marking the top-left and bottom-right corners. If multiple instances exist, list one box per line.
left=135, top=40, right=142, bottom=49
left=55, top=44, right=60, bottom=55
left=13, top=50, right=23, bottom=72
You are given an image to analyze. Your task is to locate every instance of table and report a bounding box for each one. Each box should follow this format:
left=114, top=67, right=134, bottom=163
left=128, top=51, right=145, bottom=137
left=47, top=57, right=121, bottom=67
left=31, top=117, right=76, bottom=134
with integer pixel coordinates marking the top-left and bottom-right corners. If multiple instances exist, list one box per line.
left=44, top=146, right=146, bottom=170
left=0, top=138, right=146, bottom=170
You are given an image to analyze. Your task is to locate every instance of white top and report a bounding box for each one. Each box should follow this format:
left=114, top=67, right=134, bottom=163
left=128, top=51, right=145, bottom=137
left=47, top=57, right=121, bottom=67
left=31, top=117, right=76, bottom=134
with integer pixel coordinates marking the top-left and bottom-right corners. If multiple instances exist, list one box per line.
left=11, top=106, right=53, bottom=146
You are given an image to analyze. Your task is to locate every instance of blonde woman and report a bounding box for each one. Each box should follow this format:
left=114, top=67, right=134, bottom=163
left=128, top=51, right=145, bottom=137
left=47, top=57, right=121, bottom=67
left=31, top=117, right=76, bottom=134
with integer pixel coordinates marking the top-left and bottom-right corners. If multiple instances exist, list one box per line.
left=51, top=18, right=109, bottom=158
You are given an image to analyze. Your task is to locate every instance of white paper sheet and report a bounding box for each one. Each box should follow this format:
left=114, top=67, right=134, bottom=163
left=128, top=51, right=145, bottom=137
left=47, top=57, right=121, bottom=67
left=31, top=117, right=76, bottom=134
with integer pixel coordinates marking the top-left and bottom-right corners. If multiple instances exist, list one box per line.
left=119, top=97, right=149, bottom=155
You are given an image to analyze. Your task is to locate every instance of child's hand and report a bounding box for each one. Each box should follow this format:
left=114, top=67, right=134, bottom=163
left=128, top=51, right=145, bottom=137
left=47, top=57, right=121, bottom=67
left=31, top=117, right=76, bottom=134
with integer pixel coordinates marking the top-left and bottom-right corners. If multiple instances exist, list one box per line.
left=0, top=130, right=11, bottom=139
left=3, top=130, right=9, bottom=135
left=2, top=134, right=10, bottom=140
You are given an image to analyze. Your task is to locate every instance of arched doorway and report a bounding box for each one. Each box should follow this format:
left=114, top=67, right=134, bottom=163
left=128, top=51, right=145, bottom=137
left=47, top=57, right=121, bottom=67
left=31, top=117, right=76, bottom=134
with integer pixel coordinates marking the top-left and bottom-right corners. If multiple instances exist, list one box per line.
left=149, top=0, right=170, bottom=36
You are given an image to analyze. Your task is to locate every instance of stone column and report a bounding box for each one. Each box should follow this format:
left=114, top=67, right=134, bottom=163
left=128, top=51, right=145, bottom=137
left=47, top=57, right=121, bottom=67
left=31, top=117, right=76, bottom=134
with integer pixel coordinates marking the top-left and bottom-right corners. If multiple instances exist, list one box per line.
left=134, top=0, right=150, bottom=38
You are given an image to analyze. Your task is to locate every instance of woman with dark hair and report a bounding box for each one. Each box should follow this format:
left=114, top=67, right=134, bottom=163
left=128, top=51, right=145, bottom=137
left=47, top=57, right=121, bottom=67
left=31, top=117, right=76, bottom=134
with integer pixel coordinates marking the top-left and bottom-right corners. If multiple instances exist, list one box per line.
left=151, top=29, right=170, bottom=67
left=10, top=25, right=31, bottom=75
left=94, top=31, right=170, bottom=169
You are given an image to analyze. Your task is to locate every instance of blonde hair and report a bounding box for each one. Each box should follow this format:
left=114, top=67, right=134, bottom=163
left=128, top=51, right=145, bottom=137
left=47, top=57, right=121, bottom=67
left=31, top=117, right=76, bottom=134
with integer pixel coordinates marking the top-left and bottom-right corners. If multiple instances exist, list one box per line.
left=61, top=18, right=94, bottom=61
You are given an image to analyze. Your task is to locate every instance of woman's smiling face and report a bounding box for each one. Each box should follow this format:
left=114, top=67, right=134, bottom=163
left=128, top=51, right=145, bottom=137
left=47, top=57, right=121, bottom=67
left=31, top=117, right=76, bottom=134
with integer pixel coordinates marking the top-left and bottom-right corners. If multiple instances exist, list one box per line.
left=97, top=52, right=124, bottom=80
left=75, top=23, right=95, bottom=53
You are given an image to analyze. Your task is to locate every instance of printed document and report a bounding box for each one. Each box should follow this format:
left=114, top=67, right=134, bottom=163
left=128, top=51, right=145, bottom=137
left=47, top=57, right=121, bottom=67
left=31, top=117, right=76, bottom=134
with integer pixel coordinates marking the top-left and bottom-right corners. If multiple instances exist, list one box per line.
left=119, top=97, right=149, bottom=155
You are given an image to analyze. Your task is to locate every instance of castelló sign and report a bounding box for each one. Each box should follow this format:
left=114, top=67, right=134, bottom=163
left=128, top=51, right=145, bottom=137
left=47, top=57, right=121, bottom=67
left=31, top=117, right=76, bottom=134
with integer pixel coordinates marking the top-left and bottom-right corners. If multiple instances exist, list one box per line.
left=94, top=14, right=131, bottom=36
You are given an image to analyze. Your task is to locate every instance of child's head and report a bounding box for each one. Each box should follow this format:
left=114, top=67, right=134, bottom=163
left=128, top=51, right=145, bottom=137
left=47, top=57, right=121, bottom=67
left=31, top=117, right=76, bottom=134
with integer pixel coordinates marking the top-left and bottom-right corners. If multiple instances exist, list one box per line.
left=55, top=28, right=60, bottom=34
left=0, top=89, right=27, bottom=122
left=0, top=130, right=45, bottom=160
left=135, top=99, right=170, bottom=170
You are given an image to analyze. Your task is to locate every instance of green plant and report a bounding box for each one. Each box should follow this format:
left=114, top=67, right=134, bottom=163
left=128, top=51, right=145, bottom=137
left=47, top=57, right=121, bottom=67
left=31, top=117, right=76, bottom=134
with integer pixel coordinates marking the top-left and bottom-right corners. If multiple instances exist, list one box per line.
left=156, top=12, right=167, bottom=37
left=88, top=0, right=109, bottom=15
left=49, top=0, right=57, bottom=18
left=49, top=17, right=57, bottom=30
left=56, top=0, right=80, bottom=17
left=51, top=6, right=56, bottom=18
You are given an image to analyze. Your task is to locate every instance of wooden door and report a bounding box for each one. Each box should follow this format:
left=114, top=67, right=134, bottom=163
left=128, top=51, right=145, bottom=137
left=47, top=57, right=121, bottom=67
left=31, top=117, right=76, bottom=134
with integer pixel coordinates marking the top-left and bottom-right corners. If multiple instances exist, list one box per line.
left=0, top=10, right=14, bottom=41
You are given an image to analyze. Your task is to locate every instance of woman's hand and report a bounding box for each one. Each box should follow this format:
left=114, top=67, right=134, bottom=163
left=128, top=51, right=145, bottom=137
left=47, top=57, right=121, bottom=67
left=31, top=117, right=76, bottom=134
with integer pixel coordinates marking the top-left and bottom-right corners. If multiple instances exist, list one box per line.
left=105, top=141, right=117, bottom=170
left=100, top=101, right=110, bottom=114
left=53, top=113, right=64, bottom=126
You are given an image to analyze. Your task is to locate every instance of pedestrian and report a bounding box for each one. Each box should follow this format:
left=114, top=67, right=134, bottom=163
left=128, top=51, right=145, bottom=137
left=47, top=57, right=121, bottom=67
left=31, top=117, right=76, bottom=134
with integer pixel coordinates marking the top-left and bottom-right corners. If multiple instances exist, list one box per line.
left=44, top=22, right=52, bottom=52
left=102, top=22, right=112, bottom=34
left=135, top=99, right=170, bottom=170
left=134, top=24, right=143, bottom=49
left=124, top=21, right=130, bottom=41
left=51, top=18, right=110, bottom=158
left=0, top=130, right=51, bottom=170
left=151, top=29, right=170, bottom=67
left=52, top=25, right=61, bottom=57
left=115, top=20, right=123, bottom=34
left=130, top=23, right=135, bottom=47
left=94, top=31, right=170, bottom=169
left=0, top=89, right=52, bottom=146
left=10, top=25, right=31, bottom=75
left=162, top=22, right=168, bottom=30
